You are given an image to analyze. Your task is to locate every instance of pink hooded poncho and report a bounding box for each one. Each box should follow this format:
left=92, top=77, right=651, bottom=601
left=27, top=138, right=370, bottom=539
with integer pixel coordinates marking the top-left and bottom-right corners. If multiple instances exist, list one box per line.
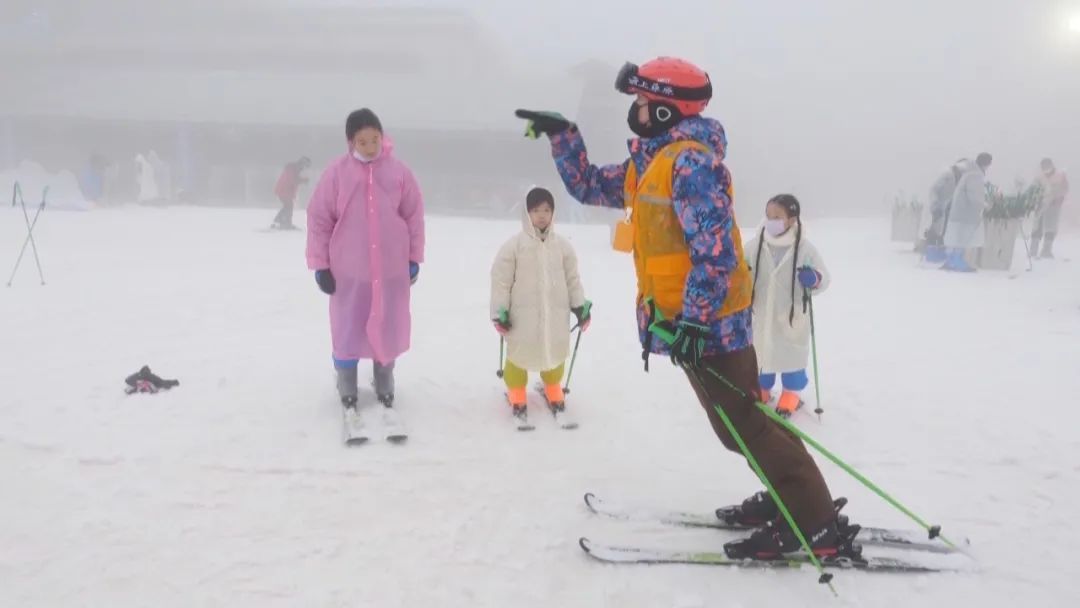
left=306, top=137, right=425, bottom=364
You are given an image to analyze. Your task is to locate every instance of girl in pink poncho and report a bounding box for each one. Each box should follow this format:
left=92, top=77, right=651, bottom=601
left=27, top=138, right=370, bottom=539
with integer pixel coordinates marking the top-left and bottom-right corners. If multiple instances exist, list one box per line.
left=306, top=108, right=425, bottom=410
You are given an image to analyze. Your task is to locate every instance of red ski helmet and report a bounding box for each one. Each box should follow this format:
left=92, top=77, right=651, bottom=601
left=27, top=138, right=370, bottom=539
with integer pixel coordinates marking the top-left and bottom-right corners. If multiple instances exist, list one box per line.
left=615, top=57, right=712, bottom=116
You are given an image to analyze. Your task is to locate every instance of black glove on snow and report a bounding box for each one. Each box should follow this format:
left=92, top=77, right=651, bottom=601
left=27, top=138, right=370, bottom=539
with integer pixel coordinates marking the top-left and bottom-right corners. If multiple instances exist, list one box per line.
left=124, top=365, right=180, bottom=394
left=315, top=269, right=335, bottom=295
left=515, top=109, right=573, bottom=139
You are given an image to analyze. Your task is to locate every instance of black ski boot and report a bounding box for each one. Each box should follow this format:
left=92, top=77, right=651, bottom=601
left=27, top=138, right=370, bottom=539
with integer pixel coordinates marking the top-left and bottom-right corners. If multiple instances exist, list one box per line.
left=373, top=361, right=395, bottom=408
left=512, top=404, right=528, bottom=421
left=724, top=496, right=862, bottom=561
left=723, top=516, right=861, bottom=561
left=716, top=491, right=779, bottom=527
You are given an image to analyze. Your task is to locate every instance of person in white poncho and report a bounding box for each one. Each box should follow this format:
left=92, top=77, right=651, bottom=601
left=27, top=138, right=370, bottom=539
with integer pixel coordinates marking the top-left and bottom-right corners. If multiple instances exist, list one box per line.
left=743, top=194, right=831, bottom=418
left=490, top=187, right=591, bottom=418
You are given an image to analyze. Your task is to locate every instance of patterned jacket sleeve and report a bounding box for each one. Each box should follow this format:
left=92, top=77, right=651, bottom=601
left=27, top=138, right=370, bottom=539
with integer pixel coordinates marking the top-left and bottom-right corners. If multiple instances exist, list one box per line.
left=671, top=149, right=738, bottom=324
left=549, top=128, right=629, bottom=209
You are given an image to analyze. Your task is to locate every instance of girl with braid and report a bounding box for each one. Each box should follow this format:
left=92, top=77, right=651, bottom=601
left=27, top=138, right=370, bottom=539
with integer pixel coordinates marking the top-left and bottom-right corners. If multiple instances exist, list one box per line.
left=744, top=194, right=831, bottom=418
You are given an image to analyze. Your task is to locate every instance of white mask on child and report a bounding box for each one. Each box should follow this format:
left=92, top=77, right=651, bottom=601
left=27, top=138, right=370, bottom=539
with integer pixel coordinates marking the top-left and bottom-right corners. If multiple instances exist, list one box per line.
left=352, top=149, right=380, bottom=162
left=765, top=218, right=788, bottom=237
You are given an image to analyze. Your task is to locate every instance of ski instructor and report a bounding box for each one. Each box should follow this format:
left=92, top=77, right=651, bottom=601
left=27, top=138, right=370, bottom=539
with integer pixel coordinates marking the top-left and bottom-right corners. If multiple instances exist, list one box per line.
left=516, top=57, right=850, bottom=560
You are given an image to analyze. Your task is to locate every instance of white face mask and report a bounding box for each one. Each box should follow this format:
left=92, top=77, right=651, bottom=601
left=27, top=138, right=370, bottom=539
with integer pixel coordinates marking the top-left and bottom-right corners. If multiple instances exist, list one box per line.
left=352, top=149, right=380, bottom=162
left=765, top=218, right=788, bottom=237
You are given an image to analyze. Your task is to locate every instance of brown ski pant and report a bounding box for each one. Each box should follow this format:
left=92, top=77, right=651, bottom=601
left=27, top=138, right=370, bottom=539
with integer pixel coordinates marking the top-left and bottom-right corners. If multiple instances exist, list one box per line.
left=683, top=345, right=835, bottom=529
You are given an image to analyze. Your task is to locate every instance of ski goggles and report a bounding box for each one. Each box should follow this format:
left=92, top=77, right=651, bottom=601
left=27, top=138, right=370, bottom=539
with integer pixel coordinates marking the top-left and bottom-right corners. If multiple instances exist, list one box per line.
left=614, top=62, right=713, bottom=101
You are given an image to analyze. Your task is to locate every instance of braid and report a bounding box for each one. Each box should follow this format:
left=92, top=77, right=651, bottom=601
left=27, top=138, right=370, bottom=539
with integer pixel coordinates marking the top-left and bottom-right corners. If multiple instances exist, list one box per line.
left=788, top=218, right=802, bottom=326
left=750, top=227, right=765, bottom=307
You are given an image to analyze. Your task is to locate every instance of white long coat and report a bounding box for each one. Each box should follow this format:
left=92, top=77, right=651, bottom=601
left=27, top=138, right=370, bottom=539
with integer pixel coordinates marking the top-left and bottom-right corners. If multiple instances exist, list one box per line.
left=490, top=206, right=586, bottom=371
left=744, top=225, right=831, bottom=374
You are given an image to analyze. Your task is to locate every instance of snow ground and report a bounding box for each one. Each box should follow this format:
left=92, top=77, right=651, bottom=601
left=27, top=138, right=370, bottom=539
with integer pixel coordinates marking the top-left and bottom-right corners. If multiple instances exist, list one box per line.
left=2, top=205, right=1079, bottom=607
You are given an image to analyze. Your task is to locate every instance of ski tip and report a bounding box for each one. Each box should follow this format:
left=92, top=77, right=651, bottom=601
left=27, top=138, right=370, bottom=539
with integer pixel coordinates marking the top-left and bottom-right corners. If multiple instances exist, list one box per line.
left=584, top=492, right=597, bottom=508
left=579, top=537, right=593, bottom=553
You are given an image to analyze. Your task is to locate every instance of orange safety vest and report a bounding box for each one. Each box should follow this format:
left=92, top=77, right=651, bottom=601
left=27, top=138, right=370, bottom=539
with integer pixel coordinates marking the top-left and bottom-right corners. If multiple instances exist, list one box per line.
left=621, top=140, right=752, bottom=321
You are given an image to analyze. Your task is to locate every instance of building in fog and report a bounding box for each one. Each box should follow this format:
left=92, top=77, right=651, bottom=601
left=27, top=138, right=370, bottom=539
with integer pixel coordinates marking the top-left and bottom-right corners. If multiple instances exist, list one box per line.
left=1, top=2, right=624, bottom=220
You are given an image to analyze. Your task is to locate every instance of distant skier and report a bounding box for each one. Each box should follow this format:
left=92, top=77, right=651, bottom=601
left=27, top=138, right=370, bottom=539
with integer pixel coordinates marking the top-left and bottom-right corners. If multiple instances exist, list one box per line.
left=490, top=186, right=591, bottom=424
left=272, top=156, right=311, bottom=230
left=942, top=153, right=992, bottom=272
left=516, top=56, right=850, bottom=560
left=134, top=152, right=161, bottom=204
left=924, top=160, right=965, bottom=254
left=1032, top=158, right=1069, bottom=259
left=743, top=194, right=831, bottom=418
left=306, top=108, right=425, bottom=409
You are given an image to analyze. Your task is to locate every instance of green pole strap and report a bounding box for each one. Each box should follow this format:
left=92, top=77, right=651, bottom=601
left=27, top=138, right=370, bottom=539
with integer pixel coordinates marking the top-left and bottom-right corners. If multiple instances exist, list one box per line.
left=703, top=367, right=957, bottom=550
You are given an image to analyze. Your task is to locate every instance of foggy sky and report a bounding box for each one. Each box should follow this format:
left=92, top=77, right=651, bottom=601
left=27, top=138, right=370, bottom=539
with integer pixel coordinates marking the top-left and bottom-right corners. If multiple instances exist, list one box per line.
left=5, top=0, right=1079, bottom=216
left=452, top=0, right=1080, bottom=216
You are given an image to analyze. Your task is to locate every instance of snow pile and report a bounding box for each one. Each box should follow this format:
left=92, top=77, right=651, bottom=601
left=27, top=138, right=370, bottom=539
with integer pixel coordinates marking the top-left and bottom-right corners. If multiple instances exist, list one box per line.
left=0, top=160, right=94, bottom=211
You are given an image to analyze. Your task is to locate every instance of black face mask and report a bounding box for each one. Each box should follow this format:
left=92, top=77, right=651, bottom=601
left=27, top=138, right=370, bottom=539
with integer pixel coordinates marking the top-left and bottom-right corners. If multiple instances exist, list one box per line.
left=627, top=101, right=682, bottom=138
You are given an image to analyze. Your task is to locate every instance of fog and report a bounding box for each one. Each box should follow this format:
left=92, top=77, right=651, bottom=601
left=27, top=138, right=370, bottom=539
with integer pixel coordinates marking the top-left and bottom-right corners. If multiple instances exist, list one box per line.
left=2, top=0, right=1078, bottom=219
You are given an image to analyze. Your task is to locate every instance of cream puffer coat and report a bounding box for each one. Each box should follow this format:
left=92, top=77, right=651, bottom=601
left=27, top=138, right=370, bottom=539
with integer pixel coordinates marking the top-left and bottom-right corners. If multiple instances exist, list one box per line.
left=490, top=206, right=586, bottom=371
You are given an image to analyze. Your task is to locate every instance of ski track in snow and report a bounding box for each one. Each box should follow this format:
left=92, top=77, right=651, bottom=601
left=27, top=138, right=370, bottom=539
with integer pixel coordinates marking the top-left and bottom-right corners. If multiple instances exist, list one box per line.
left=2, top=206, right=1079, bottom=607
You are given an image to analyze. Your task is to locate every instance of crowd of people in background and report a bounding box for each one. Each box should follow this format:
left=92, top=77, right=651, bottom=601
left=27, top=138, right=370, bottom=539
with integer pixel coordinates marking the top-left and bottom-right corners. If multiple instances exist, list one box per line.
left=924, top=154, right=1069, bottom=272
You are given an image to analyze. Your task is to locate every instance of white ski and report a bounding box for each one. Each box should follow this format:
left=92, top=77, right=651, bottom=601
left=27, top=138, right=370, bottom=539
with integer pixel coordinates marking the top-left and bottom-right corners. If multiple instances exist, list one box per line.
left=382, top=407, right=408, bottom=443
left=533, top=383, right=578, bottom=429
left=343, top=406, right=370, bottom=446
left=504, top=391, right=535, bottom=431
left=513, top=407, right=536, bottom=431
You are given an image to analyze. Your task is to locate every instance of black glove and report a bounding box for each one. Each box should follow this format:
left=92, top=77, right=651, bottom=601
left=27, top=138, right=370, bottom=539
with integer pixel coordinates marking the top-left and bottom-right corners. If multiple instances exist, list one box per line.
left=514, top=109, right=573, bottom=139
left=669, top=319, right=710, bottom=369
left=315, top=269, right=335, bottom=295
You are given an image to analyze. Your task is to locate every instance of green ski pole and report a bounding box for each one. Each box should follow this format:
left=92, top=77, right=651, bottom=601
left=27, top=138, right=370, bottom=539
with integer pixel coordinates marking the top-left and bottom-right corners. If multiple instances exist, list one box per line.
left=703, top=367, right=960, bottom=550
left=496, top=337, right=505, bottom=378
left=645, top=301, right=836, bottom=591
left=687, top=369, right=836, bottom=592
left=495, top=308, right=510, bottom=378
left=563, top=328, right=583, bottom=394
left=564, top=300, right=590, bottom=393
left=804, top=290, right=824, bottom=419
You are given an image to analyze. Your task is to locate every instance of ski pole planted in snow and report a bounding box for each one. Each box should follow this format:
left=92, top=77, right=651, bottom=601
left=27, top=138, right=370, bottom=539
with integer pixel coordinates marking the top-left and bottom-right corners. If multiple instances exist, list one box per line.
left=646, top=305, right=837, bottom=591
left=702, top=367, right=962, bottom=551
left=804, top=290, right=824, bottom=419
left=687, top=367, right=837, bottom=593
left=563, top=326, right=583, bottom=394
left=1018, top=216, right=1034, bottom=272
left=496, top=337, right=505, bottom=378
left=7, top=182, right=48, bottom=287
